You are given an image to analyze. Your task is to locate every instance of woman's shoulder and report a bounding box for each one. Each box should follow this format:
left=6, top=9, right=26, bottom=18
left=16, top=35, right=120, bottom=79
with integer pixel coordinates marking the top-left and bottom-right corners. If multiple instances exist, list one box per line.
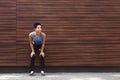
left=41, top=32, right=46, bottom=37
left=29, top=31, right=35, bottom=36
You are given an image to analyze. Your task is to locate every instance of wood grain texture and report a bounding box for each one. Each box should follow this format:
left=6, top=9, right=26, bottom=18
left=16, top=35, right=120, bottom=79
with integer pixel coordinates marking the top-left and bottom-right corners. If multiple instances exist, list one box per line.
left=16, top=0, right=120, bottom=66
left=0, top=0, right=120, bottom=66
left=0, top=0, right=16, bottom=66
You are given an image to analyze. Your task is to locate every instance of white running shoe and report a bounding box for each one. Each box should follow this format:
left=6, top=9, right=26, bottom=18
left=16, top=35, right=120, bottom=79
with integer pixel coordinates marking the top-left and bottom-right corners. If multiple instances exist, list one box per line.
left=41, top=70, right=45, bottom=76
left=30, top=71, right=34, bottom=76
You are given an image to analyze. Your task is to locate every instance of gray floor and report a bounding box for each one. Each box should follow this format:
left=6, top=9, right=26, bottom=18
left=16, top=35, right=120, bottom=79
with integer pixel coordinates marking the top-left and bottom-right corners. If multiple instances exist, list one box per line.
left=0, top=72, right=119, bottom=80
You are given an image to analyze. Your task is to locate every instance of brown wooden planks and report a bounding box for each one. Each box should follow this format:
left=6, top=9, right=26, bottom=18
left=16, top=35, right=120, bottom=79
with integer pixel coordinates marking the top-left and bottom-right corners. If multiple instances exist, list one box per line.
left=0, top=0, right=16, bottom=66
left=16, top=0, right=120, bottom=66
left=0, top=0, right=120, bottom=66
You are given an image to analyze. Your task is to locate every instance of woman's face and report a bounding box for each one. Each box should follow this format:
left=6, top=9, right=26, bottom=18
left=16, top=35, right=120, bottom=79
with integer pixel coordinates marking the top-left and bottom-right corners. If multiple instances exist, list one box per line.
left=35, top=25, right=42, bottom=32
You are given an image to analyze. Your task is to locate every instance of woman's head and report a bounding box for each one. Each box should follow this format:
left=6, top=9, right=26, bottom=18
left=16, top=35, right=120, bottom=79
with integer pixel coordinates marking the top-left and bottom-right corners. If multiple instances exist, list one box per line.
left=33, top=22, right=42, bottom=32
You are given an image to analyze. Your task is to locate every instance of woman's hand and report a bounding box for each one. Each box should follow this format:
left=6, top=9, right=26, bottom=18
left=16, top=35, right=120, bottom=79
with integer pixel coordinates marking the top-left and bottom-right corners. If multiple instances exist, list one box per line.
left=30, top=51, right=35, bottom=57
left=40, top=51, right=45, bottom=57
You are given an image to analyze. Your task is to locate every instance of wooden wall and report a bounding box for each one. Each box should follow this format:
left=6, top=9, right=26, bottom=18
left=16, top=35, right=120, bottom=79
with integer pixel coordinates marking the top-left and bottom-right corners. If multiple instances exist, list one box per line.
left=0, top=0, right=120, bottom=66
left=0, top=0, right=16, bottom=66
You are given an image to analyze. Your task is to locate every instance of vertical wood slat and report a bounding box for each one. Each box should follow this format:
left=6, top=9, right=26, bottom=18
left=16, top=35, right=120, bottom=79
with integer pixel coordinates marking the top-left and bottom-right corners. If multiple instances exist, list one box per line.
left=0, top=0, right=16, bottom=66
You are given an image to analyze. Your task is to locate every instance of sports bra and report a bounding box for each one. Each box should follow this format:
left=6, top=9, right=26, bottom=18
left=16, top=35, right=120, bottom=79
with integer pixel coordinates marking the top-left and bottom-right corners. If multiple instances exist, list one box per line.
left=32, top=32, right=43, bottom=44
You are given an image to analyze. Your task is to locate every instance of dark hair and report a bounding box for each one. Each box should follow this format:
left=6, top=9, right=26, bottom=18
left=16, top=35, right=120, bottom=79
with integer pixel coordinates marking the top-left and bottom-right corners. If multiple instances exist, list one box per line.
left=33, top=22, right=41, bottom=28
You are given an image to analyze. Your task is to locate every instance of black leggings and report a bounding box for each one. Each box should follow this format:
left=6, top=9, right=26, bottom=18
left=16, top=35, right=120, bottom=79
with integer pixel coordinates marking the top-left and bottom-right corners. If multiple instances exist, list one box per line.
left=30, top=44, right=45, bottom=71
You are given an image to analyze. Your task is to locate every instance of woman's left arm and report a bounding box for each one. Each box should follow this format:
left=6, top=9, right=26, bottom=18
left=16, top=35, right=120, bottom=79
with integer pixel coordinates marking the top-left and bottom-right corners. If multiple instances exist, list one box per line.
left=40, top=32, right=46, bottom=57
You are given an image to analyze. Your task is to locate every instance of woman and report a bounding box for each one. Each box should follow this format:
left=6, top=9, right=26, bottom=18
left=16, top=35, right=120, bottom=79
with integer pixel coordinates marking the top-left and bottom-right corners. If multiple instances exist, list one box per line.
left=29, top=23, right=46, bottom=76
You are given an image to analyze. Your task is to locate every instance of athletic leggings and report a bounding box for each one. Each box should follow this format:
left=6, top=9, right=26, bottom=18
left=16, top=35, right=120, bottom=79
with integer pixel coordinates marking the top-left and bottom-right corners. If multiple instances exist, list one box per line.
left=30, top=44, right=45, bottom=71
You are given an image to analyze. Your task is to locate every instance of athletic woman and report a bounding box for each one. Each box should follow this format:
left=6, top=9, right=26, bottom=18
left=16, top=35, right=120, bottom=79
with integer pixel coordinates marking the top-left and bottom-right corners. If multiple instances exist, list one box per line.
left=29, top=23, right=46, bottom=76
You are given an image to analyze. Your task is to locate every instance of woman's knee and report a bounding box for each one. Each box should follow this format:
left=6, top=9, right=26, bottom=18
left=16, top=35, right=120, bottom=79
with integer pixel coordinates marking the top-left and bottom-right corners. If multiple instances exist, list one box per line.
left=31, top=55, right=35, bottom=58
left=39, top=55, right=45, bottom=59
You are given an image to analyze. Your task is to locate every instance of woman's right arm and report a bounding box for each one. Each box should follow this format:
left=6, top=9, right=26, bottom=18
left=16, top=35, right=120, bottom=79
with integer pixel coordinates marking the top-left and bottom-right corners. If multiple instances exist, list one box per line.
left=29, top=33, right=35, bottom=57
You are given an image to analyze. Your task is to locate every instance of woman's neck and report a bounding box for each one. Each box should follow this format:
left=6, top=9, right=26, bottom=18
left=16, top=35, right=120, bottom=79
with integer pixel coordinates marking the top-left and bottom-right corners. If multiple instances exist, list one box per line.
left=35, top=31, right=41, bottom=35
left=35, top=31, right=41, bottom=39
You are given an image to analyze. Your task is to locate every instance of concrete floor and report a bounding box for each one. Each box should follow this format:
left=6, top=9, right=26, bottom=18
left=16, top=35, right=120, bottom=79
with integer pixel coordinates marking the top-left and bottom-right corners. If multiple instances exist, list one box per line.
left=0, top=72, right=120, bottom=80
